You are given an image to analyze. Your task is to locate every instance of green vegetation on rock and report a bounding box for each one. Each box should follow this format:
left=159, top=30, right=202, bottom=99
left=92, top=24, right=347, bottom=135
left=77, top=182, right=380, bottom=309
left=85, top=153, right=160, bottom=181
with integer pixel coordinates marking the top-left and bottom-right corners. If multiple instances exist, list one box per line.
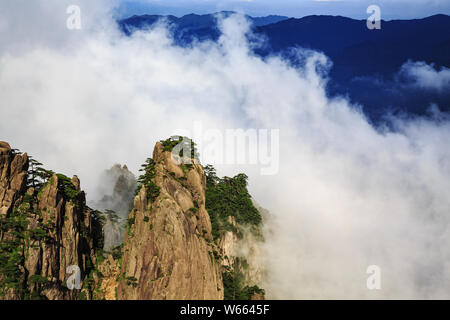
left=56, top=174, right=80, bottom=199
left=0, top=210, right=28, bottom=297
left=136, top=158, right=160, bottom=203
left=160, top=136, right=199, bottom=162
left=222, top=264, right=265, bottom=300
left=28, top=156, right=54, bottom=191
left=0, top=204, right=55, bottom=299
left=204, top=165, right=262, bottom=240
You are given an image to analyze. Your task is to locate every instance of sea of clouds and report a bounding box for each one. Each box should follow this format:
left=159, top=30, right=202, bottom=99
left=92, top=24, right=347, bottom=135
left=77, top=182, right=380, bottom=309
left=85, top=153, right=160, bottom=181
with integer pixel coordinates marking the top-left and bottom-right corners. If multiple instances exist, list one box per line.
left=0, top=0, right=449, bottom=299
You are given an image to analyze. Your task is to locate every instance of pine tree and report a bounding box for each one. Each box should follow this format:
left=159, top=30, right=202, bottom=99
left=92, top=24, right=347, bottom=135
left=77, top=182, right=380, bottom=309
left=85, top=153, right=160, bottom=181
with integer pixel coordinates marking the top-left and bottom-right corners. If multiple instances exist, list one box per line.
left=136, top=158, right=160, bottom=202
left=27, top=156, right=54, bottom=191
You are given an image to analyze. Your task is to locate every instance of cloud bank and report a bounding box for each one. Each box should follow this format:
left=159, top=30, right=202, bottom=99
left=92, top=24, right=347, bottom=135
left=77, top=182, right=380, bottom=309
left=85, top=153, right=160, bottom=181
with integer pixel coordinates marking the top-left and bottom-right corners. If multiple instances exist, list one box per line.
left=399, top=61, right=450, bottom=92
left=0, top=1, right=450, bottom=299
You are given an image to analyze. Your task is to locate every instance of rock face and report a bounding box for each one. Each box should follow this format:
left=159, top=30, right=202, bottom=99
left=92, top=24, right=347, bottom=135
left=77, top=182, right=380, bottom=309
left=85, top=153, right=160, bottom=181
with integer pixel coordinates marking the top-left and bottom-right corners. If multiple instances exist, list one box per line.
left=116, top=142, right=223, bottom=299
left=0, top=142, right=28, bottom=216
left=0, top=142, right=103, bottom=300
left=0, top=139, right=265, bottom=300
left=97, top=255, right=121, bottom=300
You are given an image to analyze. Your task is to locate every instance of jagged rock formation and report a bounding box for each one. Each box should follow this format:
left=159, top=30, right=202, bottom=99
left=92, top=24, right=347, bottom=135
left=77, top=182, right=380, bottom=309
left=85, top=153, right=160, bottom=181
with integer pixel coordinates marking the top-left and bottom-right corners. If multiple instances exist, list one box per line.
left=218, top=215, right=265, bottom=290
left=0, top=142, right=28, bottom=216
left=215, top=218, right=266, bottom=300
left=95, top=164, right=136, bottom=217
left=0, top=141, right=103, bottom=300
left=96, top=254, right=121, bottom=300
left=115, top=142, right=224, bottom=299
left=203, top=163, right=266, bottom=300
left=93, top=164, right=136, bottom=252
left=0, top=139, right=265, bottom=300
left=96, top=139, right=265, bottom=300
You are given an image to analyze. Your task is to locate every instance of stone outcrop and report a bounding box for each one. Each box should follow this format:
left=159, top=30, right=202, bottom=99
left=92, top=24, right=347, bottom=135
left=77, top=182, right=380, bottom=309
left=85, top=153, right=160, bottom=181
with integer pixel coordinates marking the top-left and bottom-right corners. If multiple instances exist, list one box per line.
left=1, top=140, right=265, bottom=300
left=0, top=141, right=103, bottom=300
left=217, top=215, right=266, bottom=300
left=0, top=142, right=28, bottom=216
left=115, top=142, right=223, bottom=299
left=96, top=255, right=121, bottom=300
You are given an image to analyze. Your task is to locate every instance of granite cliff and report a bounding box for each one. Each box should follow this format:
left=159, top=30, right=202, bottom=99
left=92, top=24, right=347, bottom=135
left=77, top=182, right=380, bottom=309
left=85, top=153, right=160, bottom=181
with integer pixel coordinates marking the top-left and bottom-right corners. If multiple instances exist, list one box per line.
left=0, top=141, right=103, bottom=300
left=0, top=139, right=265, bottom=300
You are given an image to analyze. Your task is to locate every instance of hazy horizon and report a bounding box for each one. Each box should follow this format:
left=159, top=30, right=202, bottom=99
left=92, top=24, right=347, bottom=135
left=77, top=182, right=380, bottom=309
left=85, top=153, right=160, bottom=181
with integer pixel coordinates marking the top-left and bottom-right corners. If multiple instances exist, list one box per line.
left=117, top=9, right=450, bottom=21
left=116, top=0, right=450, bottom=20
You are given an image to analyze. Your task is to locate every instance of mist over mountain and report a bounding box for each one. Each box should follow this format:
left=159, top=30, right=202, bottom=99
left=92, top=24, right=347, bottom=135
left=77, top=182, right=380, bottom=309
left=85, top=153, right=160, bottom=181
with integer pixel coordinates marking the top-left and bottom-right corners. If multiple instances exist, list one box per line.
left=257, top=14, right=450, bottom=121
left=119, top=11, right=288, bottom=42
left=120, top=13, right=450, bottom=123
left=92, top=164, right=136, bottom=251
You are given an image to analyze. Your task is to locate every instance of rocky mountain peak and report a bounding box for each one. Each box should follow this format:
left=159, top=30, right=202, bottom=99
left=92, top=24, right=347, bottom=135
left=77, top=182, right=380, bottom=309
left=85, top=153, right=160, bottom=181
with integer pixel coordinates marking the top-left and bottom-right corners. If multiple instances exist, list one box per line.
left=0, top=142, right=103, bottom=300
left=0, top=139, right=265, bottom=300
left=115, top=140, right=222, bottom=299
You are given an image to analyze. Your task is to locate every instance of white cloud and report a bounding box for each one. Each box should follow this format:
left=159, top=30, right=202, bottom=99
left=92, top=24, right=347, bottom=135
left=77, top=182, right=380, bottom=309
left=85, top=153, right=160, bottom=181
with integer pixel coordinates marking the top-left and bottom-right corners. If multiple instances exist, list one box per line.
left=400, top=61, right=450, bottom=92
left=0, top=2, right=450, bottom=299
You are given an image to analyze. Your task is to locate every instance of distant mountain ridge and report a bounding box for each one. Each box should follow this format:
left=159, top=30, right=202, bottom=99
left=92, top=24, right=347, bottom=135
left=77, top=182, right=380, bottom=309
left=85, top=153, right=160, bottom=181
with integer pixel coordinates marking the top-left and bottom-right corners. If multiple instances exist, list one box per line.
left=119, top=13, right=450, bottom=122
left=256, top=14, right=450, bottom=77
left=119, top=11, right=288, bottom=40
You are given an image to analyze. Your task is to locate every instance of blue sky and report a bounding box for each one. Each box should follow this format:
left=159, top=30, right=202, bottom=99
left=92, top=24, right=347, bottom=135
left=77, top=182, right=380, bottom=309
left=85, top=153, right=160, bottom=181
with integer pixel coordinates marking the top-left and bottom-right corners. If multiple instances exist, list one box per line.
left=116, top=0, right=450, bottom=19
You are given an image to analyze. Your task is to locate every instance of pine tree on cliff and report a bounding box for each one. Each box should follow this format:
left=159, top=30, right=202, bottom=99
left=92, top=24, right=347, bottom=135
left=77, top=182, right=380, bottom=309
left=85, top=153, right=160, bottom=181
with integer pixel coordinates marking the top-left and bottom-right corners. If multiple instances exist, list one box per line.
left=136, top=158, right=160, bottom=202
left=27, top=156, right=53, bottom=190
